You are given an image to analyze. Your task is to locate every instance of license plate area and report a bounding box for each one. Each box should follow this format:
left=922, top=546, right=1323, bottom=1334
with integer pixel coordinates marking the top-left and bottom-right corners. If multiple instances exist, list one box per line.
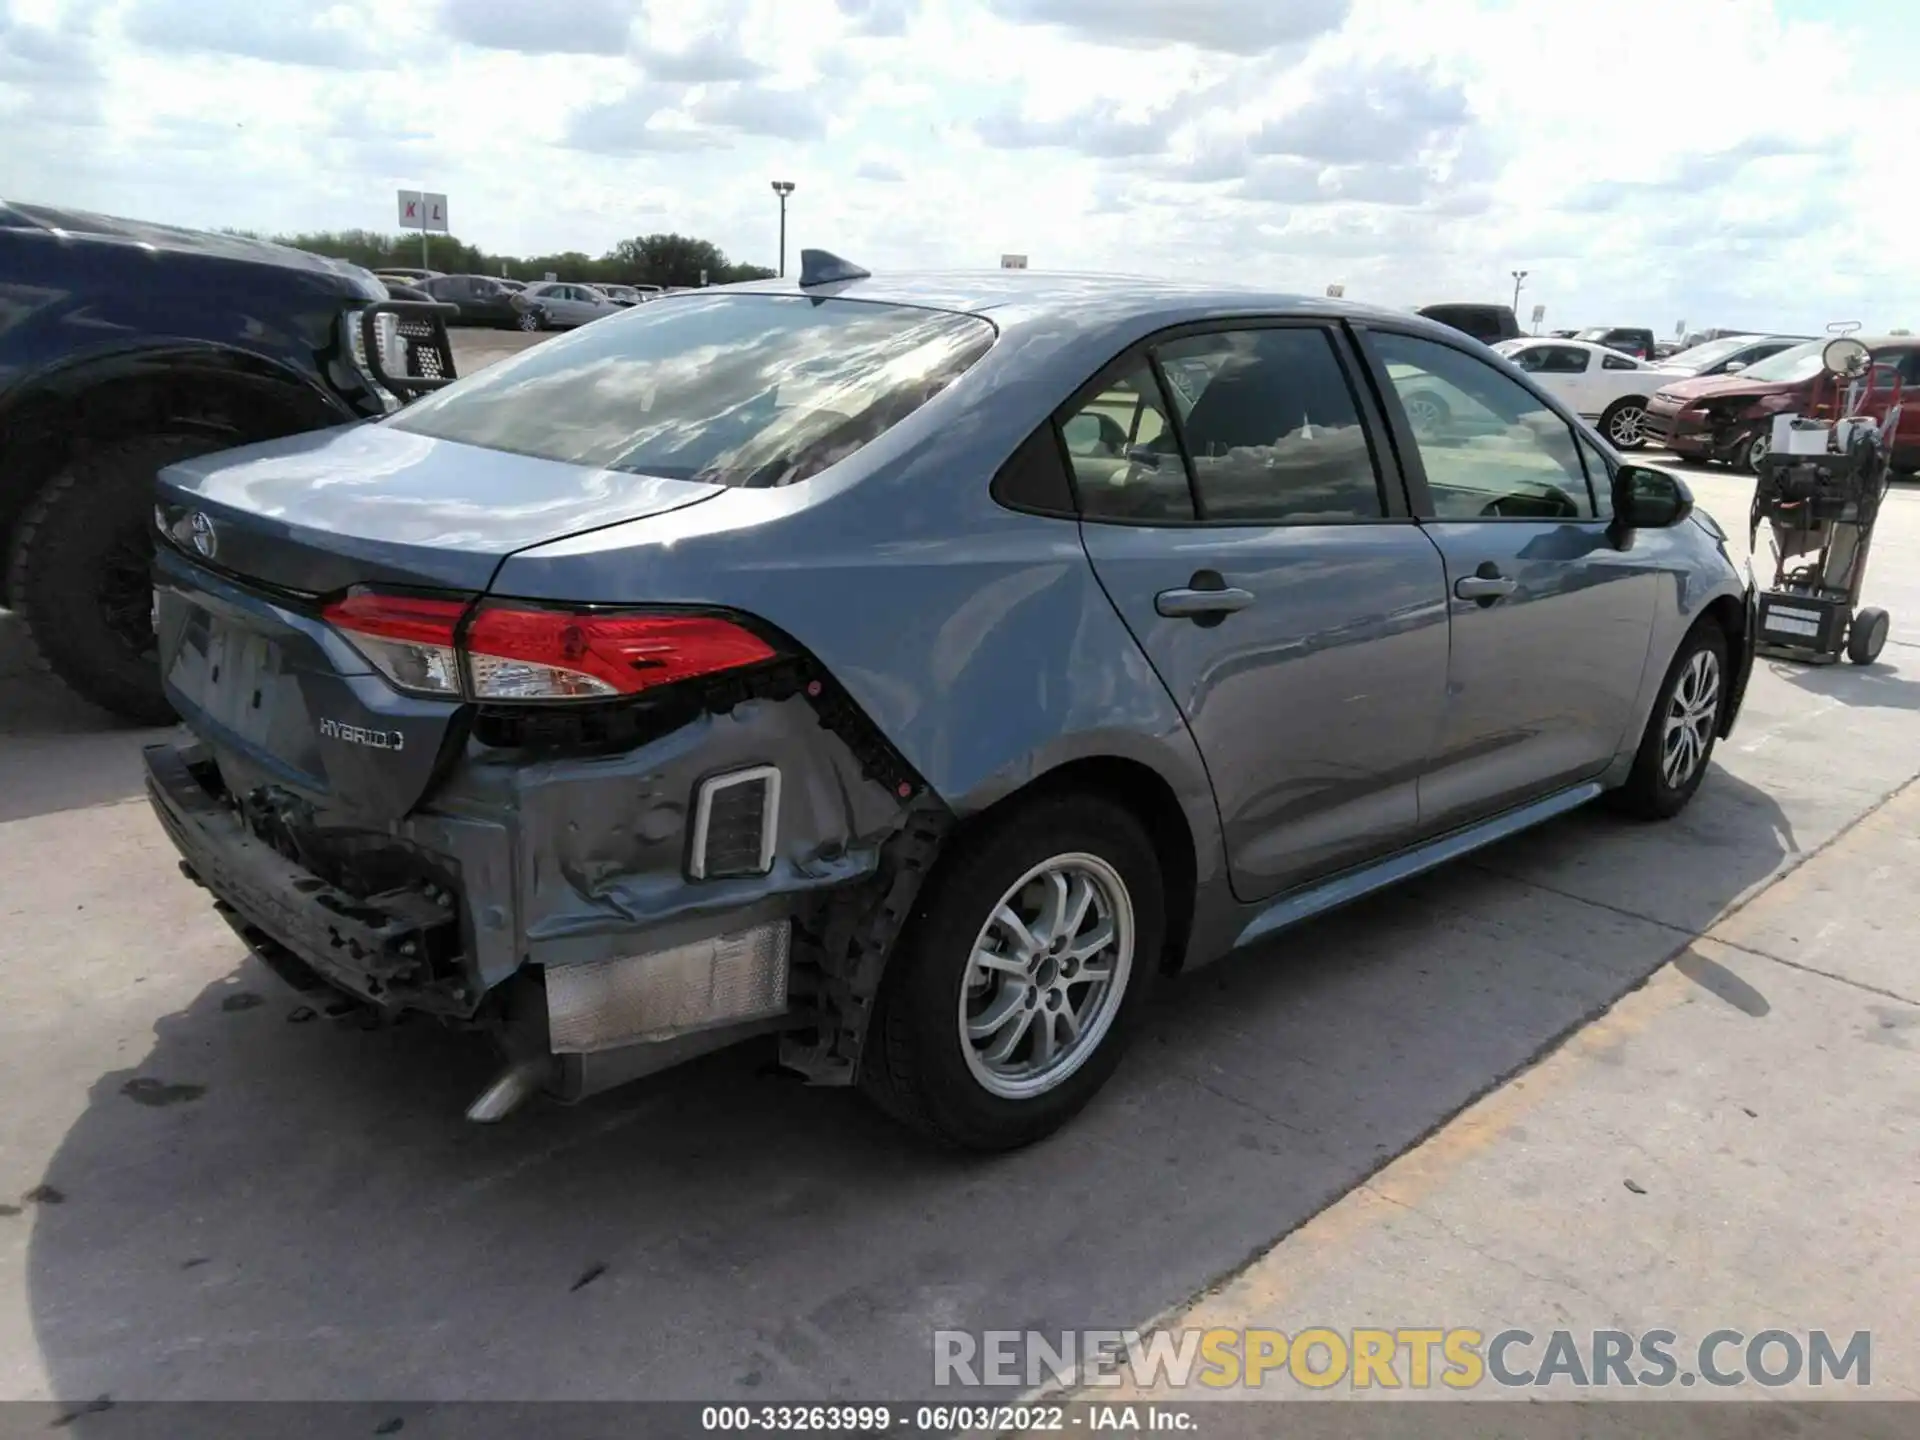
left=162, top=596, right=332, bottom=789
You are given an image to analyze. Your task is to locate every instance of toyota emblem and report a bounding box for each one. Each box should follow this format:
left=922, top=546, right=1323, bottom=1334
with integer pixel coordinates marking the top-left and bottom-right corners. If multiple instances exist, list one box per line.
left=188, top=511, right=218, bottom=560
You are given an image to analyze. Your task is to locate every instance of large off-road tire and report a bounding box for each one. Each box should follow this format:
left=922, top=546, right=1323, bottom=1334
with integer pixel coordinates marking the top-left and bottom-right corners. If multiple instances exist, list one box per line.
left=5, top=432, right=227, bottom=724
left=1606, top=621, right=1730, bottom=821
left=860, top=794, right=1163, bottom=1152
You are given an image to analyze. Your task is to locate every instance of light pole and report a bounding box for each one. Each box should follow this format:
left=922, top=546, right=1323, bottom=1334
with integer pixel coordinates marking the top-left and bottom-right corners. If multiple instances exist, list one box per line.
left=1511, top=269, right=1528, bottom=317
left=771, top=180, right=795, bottom=278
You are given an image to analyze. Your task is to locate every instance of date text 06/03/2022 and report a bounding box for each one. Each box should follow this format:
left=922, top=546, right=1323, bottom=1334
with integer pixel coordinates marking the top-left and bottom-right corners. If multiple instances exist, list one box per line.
left=698, top=1403, right=1200, bottom=1432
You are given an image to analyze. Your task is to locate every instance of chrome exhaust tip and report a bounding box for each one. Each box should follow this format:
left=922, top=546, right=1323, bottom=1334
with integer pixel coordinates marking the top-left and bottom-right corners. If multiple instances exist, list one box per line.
left=465, top=1056, right=552, bottom=1124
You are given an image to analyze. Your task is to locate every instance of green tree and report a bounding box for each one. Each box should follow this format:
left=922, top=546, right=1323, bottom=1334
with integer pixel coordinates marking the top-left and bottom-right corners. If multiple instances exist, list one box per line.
left=255, top=227, right=776, bottom=288
left=608, top=233, right=730, bottom=287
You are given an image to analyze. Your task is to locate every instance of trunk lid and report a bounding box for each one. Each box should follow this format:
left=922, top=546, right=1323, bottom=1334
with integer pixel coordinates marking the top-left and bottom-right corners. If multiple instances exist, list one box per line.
left=153, top=545, right=459, bottom=824
left=155, top=421, right=724, bottom=596
left=154, top=423, right=725, bottom=823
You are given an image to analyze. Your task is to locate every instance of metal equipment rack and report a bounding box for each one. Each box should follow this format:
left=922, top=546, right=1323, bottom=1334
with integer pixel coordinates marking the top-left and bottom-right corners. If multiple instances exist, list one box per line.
left=1749, top=332, right=1898, bottom=665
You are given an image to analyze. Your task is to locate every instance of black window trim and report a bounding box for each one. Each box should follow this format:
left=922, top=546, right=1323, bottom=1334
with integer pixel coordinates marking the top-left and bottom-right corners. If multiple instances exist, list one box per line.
left=1041, top=314, right=1416, bottom=530
left=1348, top=321, right=1612, bottom=524
left=1574, top=428, right=1618, bottom=519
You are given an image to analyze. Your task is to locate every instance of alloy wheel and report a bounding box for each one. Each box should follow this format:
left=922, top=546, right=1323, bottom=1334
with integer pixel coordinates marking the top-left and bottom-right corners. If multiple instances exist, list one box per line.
left=1747, top=432, right=1771, bottom=473
left=958, top=853, right=1134, bottom=1101
left=1607, top=404, right=1647, bottom=447
left=1404, top=395, right=1443, bottom=433
left=1661, top=648, right=1721, bottom=789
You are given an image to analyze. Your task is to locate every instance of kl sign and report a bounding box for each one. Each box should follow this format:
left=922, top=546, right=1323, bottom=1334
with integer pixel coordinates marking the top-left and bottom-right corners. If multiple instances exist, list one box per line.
left=397, top=190, right=449, bottom=234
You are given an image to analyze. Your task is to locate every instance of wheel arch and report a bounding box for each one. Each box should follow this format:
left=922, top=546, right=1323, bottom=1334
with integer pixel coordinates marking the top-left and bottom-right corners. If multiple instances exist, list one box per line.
left=945, top=751, right=1204, bottom=975
left=1698, top=590, right=1749, bottom=737
left=0, top=345, right=353, bottom=569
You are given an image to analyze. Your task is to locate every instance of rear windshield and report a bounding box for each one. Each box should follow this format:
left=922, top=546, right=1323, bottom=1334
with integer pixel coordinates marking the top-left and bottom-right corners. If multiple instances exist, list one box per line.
left=388, top=293, right=996, bottom=487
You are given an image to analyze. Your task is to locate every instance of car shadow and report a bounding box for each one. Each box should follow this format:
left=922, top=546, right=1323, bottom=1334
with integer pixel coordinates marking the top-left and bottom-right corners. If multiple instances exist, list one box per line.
left=1772, top=653, right=1920, bottom=713
left=25, top=763, right=1798, bottom=1407
left=0, top=609, right=176, bottom=825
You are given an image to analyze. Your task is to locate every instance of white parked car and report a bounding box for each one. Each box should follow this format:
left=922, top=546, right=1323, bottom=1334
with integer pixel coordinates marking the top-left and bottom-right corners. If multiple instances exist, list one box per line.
left=1489, top=338, right=1663, bottom=449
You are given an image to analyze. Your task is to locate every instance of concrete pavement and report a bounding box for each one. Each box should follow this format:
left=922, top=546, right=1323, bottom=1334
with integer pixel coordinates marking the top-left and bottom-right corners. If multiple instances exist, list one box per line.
left=1049, top=773, right=1920, bottom=1411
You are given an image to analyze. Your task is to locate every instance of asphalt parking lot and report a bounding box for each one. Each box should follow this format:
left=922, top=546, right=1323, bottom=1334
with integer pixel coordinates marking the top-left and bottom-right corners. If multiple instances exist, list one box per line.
left=3, top=333, right=1918, bottom=1403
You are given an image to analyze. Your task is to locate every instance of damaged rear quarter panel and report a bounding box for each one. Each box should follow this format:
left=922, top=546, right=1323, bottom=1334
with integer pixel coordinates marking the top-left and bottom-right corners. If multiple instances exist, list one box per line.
left=438, top=694, right=908, bottom=973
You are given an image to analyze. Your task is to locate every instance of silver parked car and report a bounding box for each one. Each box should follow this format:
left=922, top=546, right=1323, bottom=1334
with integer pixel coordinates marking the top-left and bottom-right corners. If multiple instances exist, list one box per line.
left=144, top=255, right=1756, bottom=1151
left=512, top=280, right=622, bottom=331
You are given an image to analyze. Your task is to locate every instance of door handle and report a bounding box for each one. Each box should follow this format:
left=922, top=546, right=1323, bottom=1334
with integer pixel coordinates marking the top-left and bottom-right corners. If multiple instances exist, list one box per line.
left=1156, top=586, right=1256, bottom=618
left=1454, top=574, right=1517, bottom=601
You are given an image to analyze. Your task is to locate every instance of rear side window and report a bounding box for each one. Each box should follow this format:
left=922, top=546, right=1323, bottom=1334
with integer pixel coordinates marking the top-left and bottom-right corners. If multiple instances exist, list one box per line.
left=1602, top=353, right=1637, bottom=370
left=389, top=294, right=996, bottom=487
left=1155, top=328, right=1384, bottom=523
left=1515, top=345, right=1587, bottom=374
left=1059, top=363, right=1194, bottom=523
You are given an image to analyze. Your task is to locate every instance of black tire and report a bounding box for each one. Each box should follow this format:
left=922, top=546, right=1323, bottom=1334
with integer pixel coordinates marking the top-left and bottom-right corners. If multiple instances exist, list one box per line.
left=515, top=307, right=546, bottom=332
left=1607, top=621, right=1730, bottom=821
left=1599, top=397, right=1649, bottom=451
left=5, top=433, right=225, bottom=724
left=860, top=794, right=1164, bottom=1152
left=1736, top=429, right=1770, bottom=475
left=1847, top=607, right=1890, bottom=665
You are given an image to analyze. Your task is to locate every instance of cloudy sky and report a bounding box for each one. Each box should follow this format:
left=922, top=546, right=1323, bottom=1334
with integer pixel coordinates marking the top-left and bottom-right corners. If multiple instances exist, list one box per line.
left=2, top=0, right=1913, bottom=333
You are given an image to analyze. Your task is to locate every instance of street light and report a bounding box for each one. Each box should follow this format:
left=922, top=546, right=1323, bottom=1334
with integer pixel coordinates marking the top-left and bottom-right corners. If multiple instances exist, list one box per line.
left=1511, top=269, right=1528, bottom=315
left=771, top=180, right=796, bottom=278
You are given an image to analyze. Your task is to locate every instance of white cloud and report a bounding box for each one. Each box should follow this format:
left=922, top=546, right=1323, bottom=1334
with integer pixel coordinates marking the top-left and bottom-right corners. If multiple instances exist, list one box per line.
left=439, top=0, right=637, bottom=55
left=2, top=0, right=1916, bottom=333
left=982, top=0, right=1351, bottom=55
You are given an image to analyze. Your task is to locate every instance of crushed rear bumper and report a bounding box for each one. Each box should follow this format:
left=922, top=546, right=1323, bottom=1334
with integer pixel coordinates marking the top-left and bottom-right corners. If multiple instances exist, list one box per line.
left=146, top=741, right=479, bottom=1015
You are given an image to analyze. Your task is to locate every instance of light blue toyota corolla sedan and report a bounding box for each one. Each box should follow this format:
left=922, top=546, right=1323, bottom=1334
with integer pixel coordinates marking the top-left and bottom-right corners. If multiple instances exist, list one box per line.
left=143, top=252, right=1756, bottom=1151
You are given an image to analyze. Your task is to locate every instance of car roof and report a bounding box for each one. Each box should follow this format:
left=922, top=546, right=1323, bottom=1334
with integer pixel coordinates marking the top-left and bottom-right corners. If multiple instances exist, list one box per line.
left=719, top=268, right=1453, bottom=335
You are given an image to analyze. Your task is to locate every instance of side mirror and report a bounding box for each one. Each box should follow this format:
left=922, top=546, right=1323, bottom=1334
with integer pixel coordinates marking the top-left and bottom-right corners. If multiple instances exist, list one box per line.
left=1613, top=464, right=1694, bottom=530
left=1721, top=360, right=1747, bottom=374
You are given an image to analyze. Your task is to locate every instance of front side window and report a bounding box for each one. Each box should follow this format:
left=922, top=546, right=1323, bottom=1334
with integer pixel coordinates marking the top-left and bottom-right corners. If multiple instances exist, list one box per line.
left=389, top=294, right=996, bottom=487
left=1869, top=348, right=1920, bottom=389
left=1369, top=331, right=1596, bottom=521
left=1153, top=327, right=1384, bottom=523
left=1576, top=432, right=1614, bottom=519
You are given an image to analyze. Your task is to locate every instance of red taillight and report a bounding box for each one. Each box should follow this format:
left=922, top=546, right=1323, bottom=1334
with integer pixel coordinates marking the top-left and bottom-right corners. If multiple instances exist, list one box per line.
left=322, top=591, right=778, bottom=702
left=464, top=607, right=776, bottom=700
left=322, top=592, right=464, bottom=696
left=323, top=592, right=465, bottom=646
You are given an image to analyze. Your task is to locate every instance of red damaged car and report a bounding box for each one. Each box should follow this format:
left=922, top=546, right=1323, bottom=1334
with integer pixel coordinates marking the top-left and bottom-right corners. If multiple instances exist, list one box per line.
left=1643, top=335, right=1920, bottom=473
